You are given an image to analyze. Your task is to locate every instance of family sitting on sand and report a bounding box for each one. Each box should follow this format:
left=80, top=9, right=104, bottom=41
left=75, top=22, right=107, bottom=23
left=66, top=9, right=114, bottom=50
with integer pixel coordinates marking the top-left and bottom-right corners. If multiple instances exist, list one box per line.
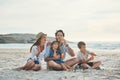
left=15, top=30, right=101, bottom=71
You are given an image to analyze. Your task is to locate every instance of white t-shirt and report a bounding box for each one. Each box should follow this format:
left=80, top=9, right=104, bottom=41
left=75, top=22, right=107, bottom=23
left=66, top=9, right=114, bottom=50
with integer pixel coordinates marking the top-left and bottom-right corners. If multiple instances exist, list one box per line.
left=28, top=42, right=47, bottom=63
left=77, top=50, right=92, bottom=61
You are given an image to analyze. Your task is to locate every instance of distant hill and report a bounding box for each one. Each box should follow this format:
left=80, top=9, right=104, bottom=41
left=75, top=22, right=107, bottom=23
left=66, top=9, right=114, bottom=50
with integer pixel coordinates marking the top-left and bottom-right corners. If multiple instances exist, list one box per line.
left=0, top=33, right=73, bottom=43
left=0, top=33, right=55, bottom=43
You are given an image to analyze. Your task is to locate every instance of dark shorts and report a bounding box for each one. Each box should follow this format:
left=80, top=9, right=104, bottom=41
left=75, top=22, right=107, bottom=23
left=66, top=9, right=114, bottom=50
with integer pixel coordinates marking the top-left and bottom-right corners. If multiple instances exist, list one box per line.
left=78, top=62, right=93, bottom=67
left=34, top=60, right=39, bottom=64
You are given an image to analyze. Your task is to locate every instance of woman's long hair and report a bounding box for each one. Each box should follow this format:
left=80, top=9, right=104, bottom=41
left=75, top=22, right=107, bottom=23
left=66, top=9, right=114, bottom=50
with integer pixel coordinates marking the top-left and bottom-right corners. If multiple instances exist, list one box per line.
left=30, top=38, right=41, bottom=52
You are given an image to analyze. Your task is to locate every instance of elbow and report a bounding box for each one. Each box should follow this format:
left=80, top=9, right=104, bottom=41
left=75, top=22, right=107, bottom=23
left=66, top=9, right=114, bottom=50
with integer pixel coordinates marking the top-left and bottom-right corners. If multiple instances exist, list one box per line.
left=70, top=52, right=76, bottom=57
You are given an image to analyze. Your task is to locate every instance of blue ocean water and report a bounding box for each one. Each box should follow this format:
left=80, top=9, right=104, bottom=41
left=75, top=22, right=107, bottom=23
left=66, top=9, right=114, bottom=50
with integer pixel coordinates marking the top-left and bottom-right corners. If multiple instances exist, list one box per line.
left=0, top=42, right=120, bottom=51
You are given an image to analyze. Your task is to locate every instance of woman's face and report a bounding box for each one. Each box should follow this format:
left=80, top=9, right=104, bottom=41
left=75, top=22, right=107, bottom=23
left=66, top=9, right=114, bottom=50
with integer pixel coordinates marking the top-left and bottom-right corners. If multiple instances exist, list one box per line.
left=56, top=32, right=64, bottom=41
left=40, top=35, right=47, bottom=44
left=52, top=42, right=58, bottom=49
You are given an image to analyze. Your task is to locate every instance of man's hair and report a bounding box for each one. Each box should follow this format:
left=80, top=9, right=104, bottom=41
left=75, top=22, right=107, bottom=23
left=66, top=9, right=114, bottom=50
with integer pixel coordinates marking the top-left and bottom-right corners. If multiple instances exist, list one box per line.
left=55, top=29, right=65, bottom=37
left=77, top=41, right=86, bottom=48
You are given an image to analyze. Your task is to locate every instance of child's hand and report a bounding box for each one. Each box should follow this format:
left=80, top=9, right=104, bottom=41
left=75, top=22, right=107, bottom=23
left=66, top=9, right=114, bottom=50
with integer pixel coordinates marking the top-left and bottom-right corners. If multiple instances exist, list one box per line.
left=54, top=55, right=60, bottom=60
left=61, top=53, right=65, bottom=58
left=91, top=52, right=96, bottom=56
left=89, top=56, right=94, bottom=60
left=53, top=48, right=57, bottom=52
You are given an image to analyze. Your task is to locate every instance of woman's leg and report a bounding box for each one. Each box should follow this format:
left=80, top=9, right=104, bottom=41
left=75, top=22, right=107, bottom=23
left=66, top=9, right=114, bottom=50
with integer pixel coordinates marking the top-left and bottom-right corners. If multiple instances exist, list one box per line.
left=91, top=61, right=101, bottom=69
left=32, top=64, right=41, bottom=71
left=24, top=61, right=35, bottom=70
left=15, top=61, right=35, bottom=70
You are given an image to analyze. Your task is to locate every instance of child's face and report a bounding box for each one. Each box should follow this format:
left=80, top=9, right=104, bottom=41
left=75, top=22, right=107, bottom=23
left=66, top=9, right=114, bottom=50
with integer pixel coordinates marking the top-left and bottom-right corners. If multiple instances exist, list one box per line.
left=80, top=45, right=86, bottom=52
left=52, top=42, right=58, bottom=49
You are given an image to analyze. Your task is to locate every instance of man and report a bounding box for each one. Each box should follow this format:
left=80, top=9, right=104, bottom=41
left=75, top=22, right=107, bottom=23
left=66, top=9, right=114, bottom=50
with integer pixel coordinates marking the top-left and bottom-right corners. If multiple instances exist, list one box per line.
left=45, top=30, right=79, bottom=70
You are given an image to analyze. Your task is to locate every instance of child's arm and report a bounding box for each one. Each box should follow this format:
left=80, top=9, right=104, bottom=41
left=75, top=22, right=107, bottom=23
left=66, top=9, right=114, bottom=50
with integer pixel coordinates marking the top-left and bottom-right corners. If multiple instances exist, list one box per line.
left=80, top=56, right=94, bottom=63
left=44, top=55, right=60, bottom=62
left=91, top=52, right=96, bottom=56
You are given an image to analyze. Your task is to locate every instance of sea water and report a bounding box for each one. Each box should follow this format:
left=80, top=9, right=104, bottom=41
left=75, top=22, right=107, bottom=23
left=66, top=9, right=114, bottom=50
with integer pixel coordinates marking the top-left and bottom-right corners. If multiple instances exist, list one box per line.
left=0, top=41, right=120, bottom=52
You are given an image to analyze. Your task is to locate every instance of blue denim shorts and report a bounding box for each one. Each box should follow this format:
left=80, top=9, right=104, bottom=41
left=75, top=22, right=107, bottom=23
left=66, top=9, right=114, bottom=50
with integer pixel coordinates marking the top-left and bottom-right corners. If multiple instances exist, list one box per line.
left=27, top=58, right=39, bottom=64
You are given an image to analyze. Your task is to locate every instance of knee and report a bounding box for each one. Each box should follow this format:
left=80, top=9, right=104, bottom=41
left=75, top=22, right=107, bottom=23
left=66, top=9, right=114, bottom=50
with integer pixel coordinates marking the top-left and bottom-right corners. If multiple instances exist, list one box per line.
left=48, top=61, right=54, bottom=67
left=97, top=61, right=101, bottom=64
left=81, top=63, right=86, bottom=67
left=33, top=66, right=41, bottom=71
left=33, top=68, right=40, bottom=71
left=72, top=58, right=79, bottom=63
left=25, top=61, right=35, bottom=68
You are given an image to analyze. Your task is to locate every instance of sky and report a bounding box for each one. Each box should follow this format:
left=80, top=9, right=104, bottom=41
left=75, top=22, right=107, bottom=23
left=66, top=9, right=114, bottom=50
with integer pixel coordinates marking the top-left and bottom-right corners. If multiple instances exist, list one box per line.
left=0, top=0, right=120, bottom=42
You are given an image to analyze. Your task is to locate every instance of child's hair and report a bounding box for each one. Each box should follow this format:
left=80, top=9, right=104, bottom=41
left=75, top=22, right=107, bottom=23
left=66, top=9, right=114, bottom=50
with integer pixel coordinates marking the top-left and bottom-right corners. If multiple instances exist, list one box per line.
left=51, top=41, right=59, bottom=50
left=77, top=41, right=86, bottom=49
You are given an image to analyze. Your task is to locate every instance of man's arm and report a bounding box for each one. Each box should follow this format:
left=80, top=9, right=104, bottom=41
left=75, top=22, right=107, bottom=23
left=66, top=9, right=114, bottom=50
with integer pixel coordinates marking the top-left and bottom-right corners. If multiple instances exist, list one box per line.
left=66, top=44, right=75, bottom=57
left=63, top=39, right=75, bottom=57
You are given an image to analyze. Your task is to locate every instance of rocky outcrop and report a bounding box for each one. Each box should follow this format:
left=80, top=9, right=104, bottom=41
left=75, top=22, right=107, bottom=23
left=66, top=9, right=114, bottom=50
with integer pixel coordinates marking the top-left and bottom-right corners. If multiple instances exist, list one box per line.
left=0, top=33, right=55, bottom=43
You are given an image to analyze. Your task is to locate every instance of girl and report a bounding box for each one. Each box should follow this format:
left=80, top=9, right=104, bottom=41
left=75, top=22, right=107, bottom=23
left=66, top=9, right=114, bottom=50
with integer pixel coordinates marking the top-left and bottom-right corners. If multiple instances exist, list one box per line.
left=49, top=41, right=72, bottom=71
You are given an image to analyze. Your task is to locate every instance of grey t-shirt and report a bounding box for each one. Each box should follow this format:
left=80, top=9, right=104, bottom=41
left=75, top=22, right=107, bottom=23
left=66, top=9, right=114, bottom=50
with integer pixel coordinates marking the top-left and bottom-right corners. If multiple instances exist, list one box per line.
left=77, top=50, right=92, bottom=61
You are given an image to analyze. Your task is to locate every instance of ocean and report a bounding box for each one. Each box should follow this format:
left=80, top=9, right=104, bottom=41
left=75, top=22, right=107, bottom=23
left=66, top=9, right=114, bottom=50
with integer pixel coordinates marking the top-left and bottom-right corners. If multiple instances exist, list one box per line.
left=0, top=41, right=120, bottom=52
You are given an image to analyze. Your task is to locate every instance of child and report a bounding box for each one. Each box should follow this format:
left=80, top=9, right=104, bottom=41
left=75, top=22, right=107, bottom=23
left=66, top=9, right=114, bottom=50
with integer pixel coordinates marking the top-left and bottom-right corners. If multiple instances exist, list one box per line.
left=77, top=41, right=101, bottom=69
left=49, top=41, right=72, bottom=71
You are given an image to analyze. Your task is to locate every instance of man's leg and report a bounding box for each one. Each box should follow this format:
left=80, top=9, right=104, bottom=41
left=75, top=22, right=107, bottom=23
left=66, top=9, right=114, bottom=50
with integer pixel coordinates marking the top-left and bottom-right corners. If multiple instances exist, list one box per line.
left=64, top=58, right=79, bottom=67
left=47, top=61, right=62, bottom=70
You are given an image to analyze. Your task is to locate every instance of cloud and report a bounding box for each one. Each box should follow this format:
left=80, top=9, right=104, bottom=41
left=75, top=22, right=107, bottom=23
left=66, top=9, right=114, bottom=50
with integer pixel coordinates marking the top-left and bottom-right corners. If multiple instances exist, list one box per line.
left=0, top=0, right=120, bottom=41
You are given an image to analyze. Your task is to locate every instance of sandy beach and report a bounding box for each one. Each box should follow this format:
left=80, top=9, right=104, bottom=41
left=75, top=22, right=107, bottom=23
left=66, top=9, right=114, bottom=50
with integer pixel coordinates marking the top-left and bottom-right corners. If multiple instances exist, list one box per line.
left=0, top=48, right=120, bottom=80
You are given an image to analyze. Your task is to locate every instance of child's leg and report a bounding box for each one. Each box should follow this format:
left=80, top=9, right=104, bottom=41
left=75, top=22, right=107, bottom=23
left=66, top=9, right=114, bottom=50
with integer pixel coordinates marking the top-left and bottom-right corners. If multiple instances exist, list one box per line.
left=91, top=61, right=101, bottom=69
left=81, top=63, right=91, bottom=68
left=61, top=63, right=68, bottom=71
left=64, top=63, right=72, bottom=69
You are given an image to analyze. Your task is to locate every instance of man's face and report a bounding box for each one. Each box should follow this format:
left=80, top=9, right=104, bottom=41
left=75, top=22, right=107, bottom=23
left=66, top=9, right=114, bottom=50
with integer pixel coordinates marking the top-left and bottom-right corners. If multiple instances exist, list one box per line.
left=56, top=32, right=64, bottom=41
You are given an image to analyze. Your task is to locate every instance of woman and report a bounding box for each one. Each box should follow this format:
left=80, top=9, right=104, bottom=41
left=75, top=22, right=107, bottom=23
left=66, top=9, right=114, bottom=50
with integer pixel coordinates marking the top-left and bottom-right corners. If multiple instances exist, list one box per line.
left=15, top=32, right=48, bottom=71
